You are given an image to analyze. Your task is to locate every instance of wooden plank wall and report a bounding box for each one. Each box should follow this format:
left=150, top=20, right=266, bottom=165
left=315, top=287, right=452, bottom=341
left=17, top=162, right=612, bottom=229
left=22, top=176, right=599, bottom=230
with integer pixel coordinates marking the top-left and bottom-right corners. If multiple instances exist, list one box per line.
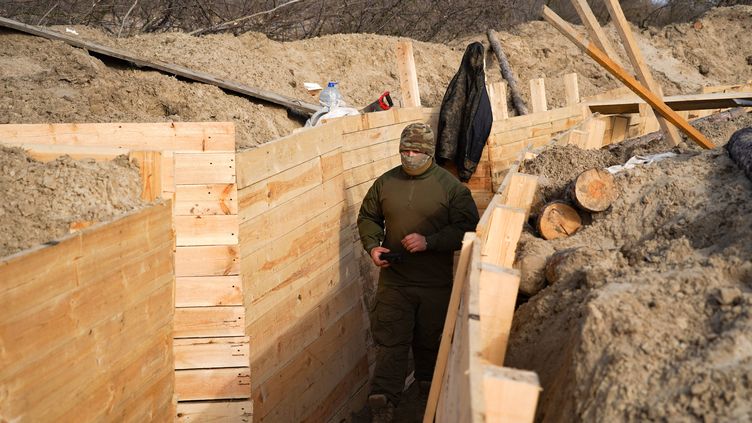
left=0, top=203, right=175, bottom=422
left=0, top=122, right=252, bottom=420
left=235, top=107, right=424, bottom=422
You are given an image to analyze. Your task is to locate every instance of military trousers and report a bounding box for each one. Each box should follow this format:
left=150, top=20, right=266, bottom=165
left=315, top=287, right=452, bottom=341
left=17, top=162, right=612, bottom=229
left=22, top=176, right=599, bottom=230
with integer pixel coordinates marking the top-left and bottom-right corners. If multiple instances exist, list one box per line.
left=369, top=283, right=451, bottom=405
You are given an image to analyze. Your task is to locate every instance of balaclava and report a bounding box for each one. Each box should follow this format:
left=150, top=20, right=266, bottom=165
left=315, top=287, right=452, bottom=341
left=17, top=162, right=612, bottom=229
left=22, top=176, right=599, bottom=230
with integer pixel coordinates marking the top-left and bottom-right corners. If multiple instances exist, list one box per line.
left=399, top=123, right=435, bottom=176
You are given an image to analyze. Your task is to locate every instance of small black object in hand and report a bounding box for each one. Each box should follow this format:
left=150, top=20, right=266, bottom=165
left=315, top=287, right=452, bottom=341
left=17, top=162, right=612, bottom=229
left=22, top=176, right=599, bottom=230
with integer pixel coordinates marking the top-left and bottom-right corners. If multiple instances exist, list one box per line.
left=379, top=252, right=404, bottom=264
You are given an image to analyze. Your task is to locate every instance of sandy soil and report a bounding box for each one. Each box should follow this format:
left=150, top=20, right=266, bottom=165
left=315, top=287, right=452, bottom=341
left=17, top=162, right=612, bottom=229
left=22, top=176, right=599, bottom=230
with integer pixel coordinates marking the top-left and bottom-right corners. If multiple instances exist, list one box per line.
left=1, top=7, right=750, bottom=148
left=509, top=110, right=752, bottom=422
left=0, top=146, right=144, bottom=257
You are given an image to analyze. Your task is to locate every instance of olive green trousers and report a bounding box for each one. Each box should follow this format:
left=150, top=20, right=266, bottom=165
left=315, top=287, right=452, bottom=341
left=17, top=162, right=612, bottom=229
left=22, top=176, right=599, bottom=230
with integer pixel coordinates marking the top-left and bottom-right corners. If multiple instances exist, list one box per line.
left=369, top=283, right=451, bottom=405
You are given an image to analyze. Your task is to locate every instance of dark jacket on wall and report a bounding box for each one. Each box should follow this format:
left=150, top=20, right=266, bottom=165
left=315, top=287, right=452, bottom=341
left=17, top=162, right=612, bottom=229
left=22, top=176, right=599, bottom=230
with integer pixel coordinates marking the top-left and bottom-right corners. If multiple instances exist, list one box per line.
left=435, top=42, right=493, bottom=182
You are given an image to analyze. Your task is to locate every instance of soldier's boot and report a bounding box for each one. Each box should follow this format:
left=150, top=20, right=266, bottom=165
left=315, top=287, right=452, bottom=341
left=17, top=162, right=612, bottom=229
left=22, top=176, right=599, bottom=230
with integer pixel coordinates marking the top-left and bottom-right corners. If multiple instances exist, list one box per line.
left=368, top=394, right=395, bottom=423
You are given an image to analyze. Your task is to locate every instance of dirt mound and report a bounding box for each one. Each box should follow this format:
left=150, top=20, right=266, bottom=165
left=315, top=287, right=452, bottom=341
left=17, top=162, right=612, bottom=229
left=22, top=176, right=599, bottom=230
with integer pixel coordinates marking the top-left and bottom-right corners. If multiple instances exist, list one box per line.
left=0, top=146, right=144, bottom=257
left=1, top=6, right=750, bottom=148
left=507, top=111, right=752, bottom=421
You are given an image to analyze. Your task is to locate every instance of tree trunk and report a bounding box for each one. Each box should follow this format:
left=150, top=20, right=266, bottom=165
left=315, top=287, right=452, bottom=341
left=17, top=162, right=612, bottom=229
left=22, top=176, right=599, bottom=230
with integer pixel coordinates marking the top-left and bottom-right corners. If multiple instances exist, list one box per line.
left=487, top=29, right=528, bottom=116
left=536, top=201, right=582, bottom=240
left=569, top=168, right=618, bottom=212
left=726, top=127, right=752, bottom=181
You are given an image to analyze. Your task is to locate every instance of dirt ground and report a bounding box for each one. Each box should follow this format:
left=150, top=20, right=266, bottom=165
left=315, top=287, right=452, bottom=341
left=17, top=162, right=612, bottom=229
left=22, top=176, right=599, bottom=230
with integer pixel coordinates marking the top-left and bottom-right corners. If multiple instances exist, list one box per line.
left=1, top=7, right=750, bottom=148
left=0, top=146, right=144, bottom=257
left=509, top=110, right=752, bottom=422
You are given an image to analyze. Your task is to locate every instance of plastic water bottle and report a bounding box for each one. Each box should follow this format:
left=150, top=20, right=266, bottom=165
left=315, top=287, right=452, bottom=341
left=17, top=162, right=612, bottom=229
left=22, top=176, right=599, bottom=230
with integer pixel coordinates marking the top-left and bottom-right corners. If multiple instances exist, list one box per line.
left=319, top=81, right=342, bottom=109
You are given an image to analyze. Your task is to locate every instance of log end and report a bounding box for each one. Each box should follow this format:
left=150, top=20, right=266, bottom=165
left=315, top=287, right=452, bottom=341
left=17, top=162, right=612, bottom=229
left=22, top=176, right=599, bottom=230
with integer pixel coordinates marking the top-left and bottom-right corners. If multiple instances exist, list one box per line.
left=537, top=201, right=582, bottom=240
left=572, top=168, right=618, bottom=212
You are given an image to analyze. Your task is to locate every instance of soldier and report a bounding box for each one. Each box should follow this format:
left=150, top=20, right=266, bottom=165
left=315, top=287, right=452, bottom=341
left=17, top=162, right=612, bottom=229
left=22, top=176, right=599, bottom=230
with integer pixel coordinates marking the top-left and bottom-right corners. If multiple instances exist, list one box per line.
left=358, top=122, right=479, bottom=422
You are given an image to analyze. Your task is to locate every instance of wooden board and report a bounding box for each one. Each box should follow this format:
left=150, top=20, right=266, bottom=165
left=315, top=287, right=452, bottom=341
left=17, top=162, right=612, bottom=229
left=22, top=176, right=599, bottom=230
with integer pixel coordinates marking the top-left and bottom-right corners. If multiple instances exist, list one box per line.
left=239, top=175, right=345, bottom=256
left=395, top=41, right=422, bottom=108
left=174, top=337, right=250, bottom=370
left=174, top=368, right=251, bottom=401
left=238, top=156, right=324, bottom=223
left=483, top=366, right=540, bottom=423
left=587, top=91, right=752, bottom=114
left=235, top=124, right=339, bottom=188
left=174, top=152, right=236, bottom=184
left=175, top=276, right=243, bottom=307
left=176, top=400, right=252, bottom=423
left=478, top=264, right=521, bottom=366
left=173, top=306, right=245, bottom=338
left=174, top=183, right=238, bottom=216
left=174, top=215, right=239, bottom=246
left=175, top=245, right=239, bottom=277
left=0, top=122, right=235, bottom=151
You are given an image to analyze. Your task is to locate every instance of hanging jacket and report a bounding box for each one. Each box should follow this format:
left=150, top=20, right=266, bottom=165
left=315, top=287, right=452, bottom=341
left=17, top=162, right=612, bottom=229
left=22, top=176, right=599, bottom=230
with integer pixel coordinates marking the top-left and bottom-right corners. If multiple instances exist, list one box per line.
left=435, top=42, right=493, bottom=182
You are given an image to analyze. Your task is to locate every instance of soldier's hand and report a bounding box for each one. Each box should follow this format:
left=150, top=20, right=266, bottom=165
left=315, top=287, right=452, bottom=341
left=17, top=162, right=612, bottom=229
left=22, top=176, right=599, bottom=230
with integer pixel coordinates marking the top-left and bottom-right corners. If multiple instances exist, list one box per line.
left=370, top=246, right=391, bottom=268
left=402, top=233, right=427, bottom=253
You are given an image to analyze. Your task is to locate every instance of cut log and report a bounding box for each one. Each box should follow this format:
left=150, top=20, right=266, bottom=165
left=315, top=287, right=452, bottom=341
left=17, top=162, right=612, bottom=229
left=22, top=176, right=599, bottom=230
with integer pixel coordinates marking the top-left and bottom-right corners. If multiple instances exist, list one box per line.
left=726, top=127, right=752, bottom=181
left=536, top=201, right=582, bottom=240
left=487, top=29, right=528, bottom=116
left=569, top=168, right=618, bottom=212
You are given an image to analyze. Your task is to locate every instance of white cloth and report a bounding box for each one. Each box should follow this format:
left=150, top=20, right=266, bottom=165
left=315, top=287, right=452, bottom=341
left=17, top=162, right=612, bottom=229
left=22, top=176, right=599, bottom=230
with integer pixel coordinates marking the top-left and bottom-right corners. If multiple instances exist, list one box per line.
left=607, top=152, right=677, bottom=174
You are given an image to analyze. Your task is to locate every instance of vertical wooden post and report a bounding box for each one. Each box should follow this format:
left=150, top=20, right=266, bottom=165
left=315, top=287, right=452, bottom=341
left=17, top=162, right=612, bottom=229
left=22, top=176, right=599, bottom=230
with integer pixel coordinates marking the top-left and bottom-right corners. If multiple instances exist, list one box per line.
left=483, top=366, right=541, bottom=423
left=582, top=117, right=607, bottom=149
left=603, top=0, right=682, bottom=145
left=488, top=81, right=509, bottom=120
left=395, top=41, right=422, bottom=108
left=478, top=264, right=520, bottom=365
left=505, top=173, right=538, bottom=221
left=130, top=150, right=163, bottom=202
left=529, top=78, right=547, bottom=113
left=481, top=205, right=526, bottom=268
left=564, top=72, right=581, bottom=106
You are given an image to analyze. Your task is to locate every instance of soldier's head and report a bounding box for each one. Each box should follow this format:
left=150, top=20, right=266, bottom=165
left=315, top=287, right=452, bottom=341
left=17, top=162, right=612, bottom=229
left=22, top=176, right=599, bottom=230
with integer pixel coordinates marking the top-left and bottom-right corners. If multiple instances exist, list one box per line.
left=399, top=123, right=435, bottom=175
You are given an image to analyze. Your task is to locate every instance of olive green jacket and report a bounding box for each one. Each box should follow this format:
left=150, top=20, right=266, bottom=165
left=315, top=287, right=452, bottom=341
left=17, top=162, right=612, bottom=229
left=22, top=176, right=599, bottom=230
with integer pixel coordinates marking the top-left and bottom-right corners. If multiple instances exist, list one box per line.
left=357, top=163, right=479, bottom=287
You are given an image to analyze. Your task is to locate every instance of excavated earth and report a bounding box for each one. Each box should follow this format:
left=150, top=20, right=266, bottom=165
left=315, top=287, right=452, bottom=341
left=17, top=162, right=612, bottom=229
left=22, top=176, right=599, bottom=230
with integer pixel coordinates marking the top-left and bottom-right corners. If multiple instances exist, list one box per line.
left=0, top=146, right=143, bottom=257
left=1, top=5, right=751, bottom=422
left=509, top=110, right=752, bottom=422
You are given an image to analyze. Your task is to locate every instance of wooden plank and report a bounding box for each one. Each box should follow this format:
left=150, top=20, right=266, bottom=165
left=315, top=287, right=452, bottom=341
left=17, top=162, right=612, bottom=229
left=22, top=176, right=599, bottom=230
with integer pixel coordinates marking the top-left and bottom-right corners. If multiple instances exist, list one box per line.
left=174, top=215, right=239, bottom=246
left=320, top=148, right=343, bottom=182
left=0, top=17, right=319, bottom=116
left=488, top=81, right=509, bottom=120
left=570, top=0, right=622, bottom=67
left=610, top=116, right=629, bottom=143
left=481, top=205, right=526, bottom=268
left=541, top=6, right=715, bottom=149
left=175, top=368, right=251, bottom=401
left=302, top=358, right=369, bottom=423
left=395, top=41, right=422, bottom=107
left=175, top=183, right=238, bottom=216
left=174, top=337, right=250, bottom=370
left=342, top=139, right=401, bottom=170
left=248, top=259, right=361, bottom=387
left=239, top=175, right=344, bottom=256
left=587, top=91, right=752, bottom=114
left=479, top=265, right=521, bottom=365
left=175, top=245, right=239, bottom=277
left=344, top=155, right=400, bottom=188
left=529, top=78, right=547, bottom=113
left=341, top=122, right=406, bottom=152
left=175, top=276, right=242, bottom=307
left=424, top=233, right=475, bottom=423
left=505, top=173, right=538, bottom=220
left=253, top=302, right=366, bottom=420
left=238, top=156, right=324, bottom=223
left=582, top=117, right=608, bottom=149
left=174, top=152, right=236, bottom=185
left=483, top=366, right=540, bottom=423
left=174, top=306, right=245, bottom=338
left=176, top=400, right=252, bottom=423
left=602, top=0, right=682, bottom=145
left=564, top=72, right=580, bottom=106
left=161, top=150, right=175, bottom=194
left=235, top=123, right=339, bottom=188
left=0, top=122, right=235, bottom=151
left=130, top=151, right=163, bottom=202
left=490, top=104, right=584, bottom=133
